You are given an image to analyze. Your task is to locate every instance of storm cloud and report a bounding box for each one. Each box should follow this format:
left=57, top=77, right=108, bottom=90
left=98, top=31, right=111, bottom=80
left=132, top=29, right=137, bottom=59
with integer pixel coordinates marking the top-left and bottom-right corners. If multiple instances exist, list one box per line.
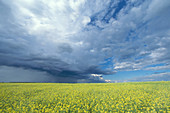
left=0, top=0, right=170, bottom=82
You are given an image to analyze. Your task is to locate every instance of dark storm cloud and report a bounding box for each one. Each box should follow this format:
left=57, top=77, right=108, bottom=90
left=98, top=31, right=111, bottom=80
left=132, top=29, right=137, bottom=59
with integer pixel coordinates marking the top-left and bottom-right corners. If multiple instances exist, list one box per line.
left=0, top=0, right=170, bottom=82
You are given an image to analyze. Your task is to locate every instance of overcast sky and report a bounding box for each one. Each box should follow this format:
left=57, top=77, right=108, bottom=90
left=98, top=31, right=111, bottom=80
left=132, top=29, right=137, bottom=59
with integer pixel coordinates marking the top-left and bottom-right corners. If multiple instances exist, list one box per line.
left=0, top=0, right=170, bottom=83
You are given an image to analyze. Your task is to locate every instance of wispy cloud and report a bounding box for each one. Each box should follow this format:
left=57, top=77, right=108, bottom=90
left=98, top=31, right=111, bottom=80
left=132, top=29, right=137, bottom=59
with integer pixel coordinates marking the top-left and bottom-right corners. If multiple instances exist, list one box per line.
left=127, top=72, right=170, bottom=82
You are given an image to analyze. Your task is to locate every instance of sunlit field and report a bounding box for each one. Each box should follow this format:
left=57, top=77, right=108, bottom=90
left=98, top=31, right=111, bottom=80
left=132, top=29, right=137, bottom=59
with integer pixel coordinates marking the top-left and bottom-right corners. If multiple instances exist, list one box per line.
left=0, top=81, right=170, bottom=113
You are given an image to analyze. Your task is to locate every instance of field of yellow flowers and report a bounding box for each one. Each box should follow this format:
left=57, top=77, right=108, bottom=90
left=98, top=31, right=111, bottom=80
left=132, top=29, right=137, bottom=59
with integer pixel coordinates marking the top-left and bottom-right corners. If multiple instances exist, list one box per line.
left=0, top=81, right=170, bottom=112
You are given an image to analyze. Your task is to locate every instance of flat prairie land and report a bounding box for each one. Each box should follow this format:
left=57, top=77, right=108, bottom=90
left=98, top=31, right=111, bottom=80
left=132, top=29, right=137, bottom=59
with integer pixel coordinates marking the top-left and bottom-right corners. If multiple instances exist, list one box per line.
left=0, top=81, right=170, bottom=112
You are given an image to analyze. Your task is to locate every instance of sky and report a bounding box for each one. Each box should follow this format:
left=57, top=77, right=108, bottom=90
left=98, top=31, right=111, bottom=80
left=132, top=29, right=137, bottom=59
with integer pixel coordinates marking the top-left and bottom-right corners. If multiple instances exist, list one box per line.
left=0, top=0, right=170, bottom=83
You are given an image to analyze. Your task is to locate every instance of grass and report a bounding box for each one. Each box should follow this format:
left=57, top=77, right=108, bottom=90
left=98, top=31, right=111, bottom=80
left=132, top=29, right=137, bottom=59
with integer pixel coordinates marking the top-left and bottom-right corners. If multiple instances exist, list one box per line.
left=0, top=81, right=170, bottom=112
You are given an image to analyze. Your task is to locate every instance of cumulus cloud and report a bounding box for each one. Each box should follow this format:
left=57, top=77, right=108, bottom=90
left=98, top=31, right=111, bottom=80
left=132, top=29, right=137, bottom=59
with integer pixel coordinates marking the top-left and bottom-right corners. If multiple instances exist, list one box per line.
left=0, top=0, right=170, bottom=82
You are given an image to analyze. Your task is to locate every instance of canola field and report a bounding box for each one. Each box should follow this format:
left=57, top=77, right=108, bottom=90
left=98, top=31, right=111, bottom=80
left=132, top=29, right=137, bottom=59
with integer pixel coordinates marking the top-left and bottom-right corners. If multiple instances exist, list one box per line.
left=0, top=81, right=170, bottom=113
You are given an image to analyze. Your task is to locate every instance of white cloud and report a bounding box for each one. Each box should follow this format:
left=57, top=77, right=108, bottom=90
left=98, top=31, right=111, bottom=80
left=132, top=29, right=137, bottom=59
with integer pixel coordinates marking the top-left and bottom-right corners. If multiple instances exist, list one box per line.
left=128, top=72, right=170, bottom=82
left=145, top=65, right=170, bottom=71
left=82, top=16, right=91, bottom=26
